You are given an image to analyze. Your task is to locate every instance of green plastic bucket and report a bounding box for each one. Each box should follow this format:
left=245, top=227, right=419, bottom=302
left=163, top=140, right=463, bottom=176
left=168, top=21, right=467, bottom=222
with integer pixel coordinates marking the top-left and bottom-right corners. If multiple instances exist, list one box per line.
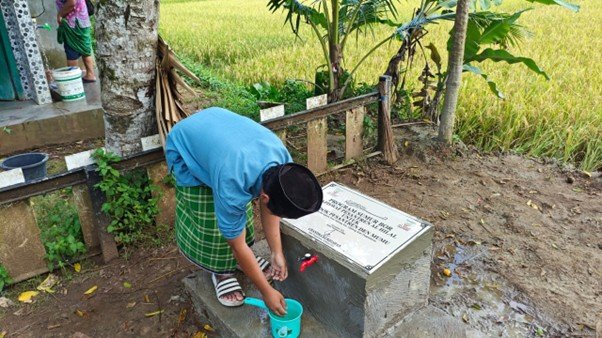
left=244, top=297, right=303, bottom=338
left=52, top=66, right=85, bottom=102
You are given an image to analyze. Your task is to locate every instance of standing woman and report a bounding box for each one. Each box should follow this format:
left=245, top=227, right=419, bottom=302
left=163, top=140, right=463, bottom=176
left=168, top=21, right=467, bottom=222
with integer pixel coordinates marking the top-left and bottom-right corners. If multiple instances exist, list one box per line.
left=55, top=0, right=96, bottom=82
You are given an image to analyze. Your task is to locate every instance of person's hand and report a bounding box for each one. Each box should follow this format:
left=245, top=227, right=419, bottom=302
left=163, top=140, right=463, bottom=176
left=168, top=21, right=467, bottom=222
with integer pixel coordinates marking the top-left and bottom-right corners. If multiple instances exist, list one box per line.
left=263, top=287, right=287, bottom=316
left=56, top=14, right=62, bottom=26
left=271, top=251, right=288, bottom=281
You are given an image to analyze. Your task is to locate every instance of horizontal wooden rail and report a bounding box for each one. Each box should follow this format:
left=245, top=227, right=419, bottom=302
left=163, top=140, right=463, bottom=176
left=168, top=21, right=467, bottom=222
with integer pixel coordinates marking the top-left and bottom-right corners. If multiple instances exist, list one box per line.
left=0, top=148, right=165, bottom=205
left=261, top=92, right=379, bottom=130
left=0, top=90, right=383, bottom=205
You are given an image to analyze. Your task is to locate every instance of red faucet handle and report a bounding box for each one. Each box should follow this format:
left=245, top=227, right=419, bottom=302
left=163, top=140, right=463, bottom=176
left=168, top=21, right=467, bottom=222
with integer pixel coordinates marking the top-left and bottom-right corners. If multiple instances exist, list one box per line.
left=299, top=255, right=319, bottom=272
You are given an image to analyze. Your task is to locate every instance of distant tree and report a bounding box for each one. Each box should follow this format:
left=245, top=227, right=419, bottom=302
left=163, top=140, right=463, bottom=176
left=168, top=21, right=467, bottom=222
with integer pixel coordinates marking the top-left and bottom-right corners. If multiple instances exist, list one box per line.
left=268, top=0, right=400, bottom=101
left=95, top=0, right=160, bottom=156
left=438, top=0, right=470, bottom=143
left=382, top=0, right=578, bottom=142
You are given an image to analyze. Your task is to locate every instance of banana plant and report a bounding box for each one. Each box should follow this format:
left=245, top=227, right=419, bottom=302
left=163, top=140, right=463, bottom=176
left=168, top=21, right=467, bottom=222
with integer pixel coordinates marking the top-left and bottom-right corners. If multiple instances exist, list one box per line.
left=267, top=0, right=401, bottom=101
left=389, top=0, right=578, bottom=104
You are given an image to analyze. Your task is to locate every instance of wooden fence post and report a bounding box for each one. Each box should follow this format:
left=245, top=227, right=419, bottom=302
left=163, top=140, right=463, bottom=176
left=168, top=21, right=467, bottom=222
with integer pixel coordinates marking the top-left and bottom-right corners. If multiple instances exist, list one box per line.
left=345, top=107, right=365, bottom=161
left=85, top=167, right=119, bottom=263
left=306, top=118, right=328, bottom=173
left=378, top=75, right=398, bottom=164
left=306, top=94, right=329, bottom=174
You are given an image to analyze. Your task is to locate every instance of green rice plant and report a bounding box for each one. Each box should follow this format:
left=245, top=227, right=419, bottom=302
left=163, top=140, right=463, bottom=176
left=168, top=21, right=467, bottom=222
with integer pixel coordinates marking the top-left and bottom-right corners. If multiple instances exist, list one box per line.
left=160, top=0, right=602, bottom=171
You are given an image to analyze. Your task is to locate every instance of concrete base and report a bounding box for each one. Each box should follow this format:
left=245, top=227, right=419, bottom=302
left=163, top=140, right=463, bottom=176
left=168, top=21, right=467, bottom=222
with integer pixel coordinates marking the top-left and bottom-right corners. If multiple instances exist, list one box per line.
left=183, top=241, right=337, bottom=338
left=0, top=82, right=104, bottom=156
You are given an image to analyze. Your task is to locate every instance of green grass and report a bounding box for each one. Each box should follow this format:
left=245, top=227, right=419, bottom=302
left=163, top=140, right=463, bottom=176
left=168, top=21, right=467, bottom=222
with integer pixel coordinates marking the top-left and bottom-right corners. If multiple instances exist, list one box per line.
left=159, top=0, right=601, bottom=171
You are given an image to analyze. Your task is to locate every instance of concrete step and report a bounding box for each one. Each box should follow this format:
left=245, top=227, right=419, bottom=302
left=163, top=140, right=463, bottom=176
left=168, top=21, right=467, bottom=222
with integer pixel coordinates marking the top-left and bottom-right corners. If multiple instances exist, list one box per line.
left=183, top=241, right=337, bottom=338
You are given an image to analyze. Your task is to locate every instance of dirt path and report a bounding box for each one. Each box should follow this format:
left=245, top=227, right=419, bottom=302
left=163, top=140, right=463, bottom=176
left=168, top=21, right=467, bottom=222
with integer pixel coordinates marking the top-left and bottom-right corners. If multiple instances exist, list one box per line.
left=0, top=246, right=208, bottom=337
left=321, top=126, right=601, bottom=336
left=1, top=126, right=600, bottom=337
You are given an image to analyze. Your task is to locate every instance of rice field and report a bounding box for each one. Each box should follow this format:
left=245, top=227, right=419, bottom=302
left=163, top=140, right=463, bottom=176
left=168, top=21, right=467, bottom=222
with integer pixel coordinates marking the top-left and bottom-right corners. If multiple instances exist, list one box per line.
left=159, top=0, right=602, bottom=171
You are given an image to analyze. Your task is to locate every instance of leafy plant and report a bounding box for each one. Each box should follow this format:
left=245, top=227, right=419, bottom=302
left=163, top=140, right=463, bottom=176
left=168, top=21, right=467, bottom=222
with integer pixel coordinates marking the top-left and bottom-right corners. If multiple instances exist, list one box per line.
left=35, top=191, right=87, bottom=269
left=249, top=79, right=312, bottom=113
left=268, top=0, right=401, bottom=101
left=92, top=149, right=159, bottom=246
left=385, top=0, right=578, bottom=125
left=0, top=264, right=11, bottom=292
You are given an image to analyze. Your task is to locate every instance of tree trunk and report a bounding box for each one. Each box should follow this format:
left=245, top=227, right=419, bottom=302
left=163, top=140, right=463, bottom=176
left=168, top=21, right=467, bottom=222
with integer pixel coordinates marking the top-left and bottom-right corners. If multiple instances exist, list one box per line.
left=328, top=0, right=342, bottom=102
left=95, top=0, right=160, bottom=156
left=438, top=0, right=470, bottom=144
left=329, top=43, right=343, bottom=101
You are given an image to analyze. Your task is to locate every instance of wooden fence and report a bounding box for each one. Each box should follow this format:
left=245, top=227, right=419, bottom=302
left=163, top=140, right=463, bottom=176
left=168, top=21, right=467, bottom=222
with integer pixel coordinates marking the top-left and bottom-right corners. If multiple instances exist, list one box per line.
left=0, top=76, right=398, bottom=283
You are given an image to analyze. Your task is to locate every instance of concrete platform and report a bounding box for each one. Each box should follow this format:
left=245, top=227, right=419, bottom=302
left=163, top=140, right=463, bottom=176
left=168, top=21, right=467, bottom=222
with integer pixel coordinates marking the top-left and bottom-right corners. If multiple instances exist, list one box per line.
left=183, top=241, right=337, bottom=338
left=183, top=240, right=485, bottom=338
left=0, top=82, right=104, bottom=155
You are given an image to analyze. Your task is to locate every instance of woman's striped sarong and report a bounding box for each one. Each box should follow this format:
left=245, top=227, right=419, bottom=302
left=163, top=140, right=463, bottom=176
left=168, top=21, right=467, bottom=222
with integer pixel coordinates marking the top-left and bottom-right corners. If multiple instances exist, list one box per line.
left=175, top=185, right=254, bottom=274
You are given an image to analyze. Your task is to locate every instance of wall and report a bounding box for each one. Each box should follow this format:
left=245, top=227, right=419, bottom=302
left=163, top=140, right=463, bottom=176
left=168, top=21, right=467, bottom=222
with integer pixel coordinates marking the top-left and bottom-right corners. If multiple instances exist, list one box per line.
left=0, top=0, right=52, bottom=104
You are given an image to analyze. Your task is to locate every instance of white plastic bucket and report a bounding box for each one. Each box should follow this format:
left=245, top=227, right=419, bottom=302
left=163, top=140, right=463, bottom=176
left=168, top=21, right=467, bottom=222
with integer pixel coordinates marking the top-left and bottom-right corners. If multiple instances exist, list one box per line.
left=52, top=66, right=85, bottom=102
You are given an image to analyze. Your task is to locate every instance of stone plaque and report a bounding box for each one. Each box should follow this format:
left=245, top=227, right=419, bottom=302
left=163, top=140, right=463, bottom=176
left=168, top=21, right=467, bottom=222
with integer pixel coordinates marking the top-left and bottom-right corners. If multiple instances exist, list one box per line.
left=285, top=182, right=427, bottom=272
left=141, top=134, right=162, bottom=151
left=259, top=105, right=285, bottom=122
left=306, top=94, right=327, bottom=109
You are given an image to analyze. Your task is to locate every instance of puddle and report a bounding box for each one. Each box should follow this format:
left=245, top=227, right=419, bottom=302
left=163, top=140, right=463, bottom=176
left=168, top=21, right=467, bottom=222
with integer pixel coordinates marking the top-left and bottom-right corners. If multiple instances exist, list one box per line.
left=430, top=243, right=556, bottom=337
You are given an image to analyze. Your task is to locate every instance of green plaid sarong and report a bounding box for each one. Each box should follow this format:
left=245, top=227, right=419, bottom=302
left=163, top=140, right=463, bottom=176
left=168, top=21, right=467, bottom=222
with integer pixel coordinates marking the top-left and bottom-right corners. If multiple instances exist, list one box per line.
left=175, top=185, right=254, bottom=273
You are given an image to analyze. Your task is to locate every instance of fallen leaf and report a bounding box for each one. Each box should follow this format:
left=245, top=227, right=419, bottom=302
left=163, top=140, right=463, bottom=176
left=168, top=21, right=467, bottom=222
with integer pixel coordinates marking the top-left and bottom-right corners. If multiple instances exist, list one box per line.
left=84, top=286, right=97, bottom=295
left=203, top=324, right=214, bottom=332
left=47, top=324, right=61, bottom=330
left=470, top=303, right=482, bottom=311
left=177, top=308, right=187, bottom=324
left=143, top=294, right=151, bottom=303
left=580, top=171, right=592, bottom=178
left=462, top=313, right=469, bottom=323
left=0, top=331, right=6, bottom=338
left=536, top=327, right=545, bottom=336
left=551, top=243, right=558, bottom=249
left=145, top=310, right=164, bottom=317
left=126, top=302, right=137, bottom=309
left=442, top=268, right=452, bottom=277
left=74, top=309, right=87, bottom=317
left=192, top=332, right=207, bottom=338
left=123, top=282, right=132, bottom=289
left=18, top=291, right=39, bottom=303
left=0, top=297, right=14, bottom=308
left=37, top=274, right=59, bottom=293
left=526, top=200, right=539, bottom=210
left=404, top=140, right=410, bottom=147
left=74, top=263, right=81, bottom=273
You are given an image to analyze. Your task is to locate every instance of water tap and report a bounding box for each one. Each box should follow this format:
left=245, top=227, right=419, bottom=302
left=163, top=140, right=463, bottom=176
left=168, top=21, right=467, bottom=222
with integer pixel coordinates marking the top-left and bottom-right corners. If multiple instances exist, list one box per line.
left=37, top=23, right=52, bottom=31
left=299, top=253, right=318, bottom=272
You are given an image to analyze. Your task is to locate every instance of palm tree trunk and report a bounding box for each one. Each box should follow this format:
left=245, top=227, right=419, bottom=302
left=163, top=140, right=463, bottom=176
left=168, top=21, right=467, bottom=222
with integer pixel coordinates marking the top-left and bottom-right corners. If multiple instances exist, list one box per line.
left=438, top=0, right=469, bottom=143
left=328, top=0, right=342, bottom=102
left=95, top=0, right=160, bottom=156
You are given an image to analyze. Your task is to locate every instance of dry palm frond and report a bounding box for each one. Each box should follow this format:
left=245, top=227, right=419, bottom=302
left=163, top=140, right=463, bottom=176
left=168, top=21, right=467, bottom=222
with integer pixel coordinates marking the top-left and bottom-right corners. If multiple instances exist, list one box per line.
left=156, top=36, right=201, bottom=148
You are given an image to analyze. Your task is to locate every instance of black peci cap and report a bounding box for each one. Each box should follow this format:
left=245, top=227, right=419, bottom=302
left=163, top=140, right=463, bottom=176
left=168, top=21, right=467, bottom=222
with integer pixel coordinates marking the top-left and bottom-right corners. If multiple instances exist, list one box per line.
left=262, top=163, right=323, bottom=219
